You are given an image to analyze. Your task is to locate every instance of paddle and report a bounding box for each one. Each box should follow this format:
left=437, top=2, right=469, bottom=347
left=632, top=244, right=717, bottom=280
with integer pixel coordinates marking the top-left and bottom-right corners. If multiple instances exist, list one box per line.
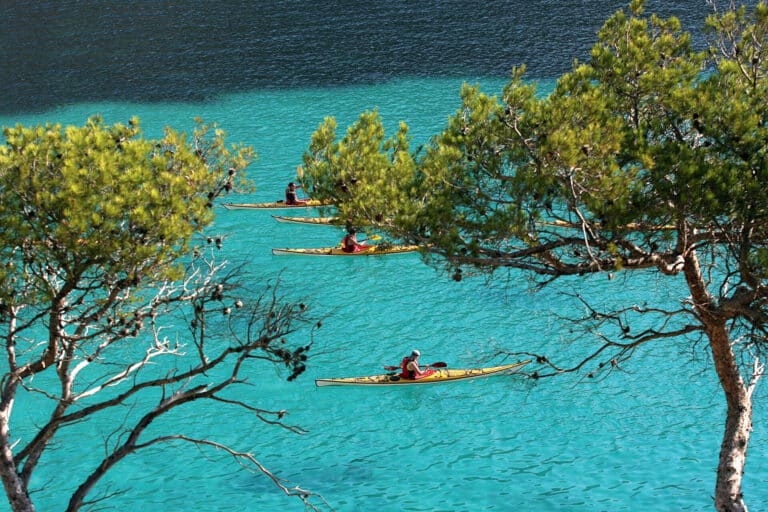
left=383, top=361, right=447, bottom=371
left=359, top=235, right=381, bottom=244
left=339, top=234, right=381, bottom=247
left=296, top=164, right=310, bottom=201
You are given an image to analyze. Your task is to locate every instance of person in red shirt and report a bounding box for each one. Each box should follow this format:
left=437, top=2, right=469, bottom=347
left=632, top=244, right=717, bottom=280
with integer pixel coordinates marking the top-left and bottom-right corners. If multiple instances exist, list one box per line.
left=341, top=228, right=367, bottom=253
left=399, top=350, right=430, bottom=379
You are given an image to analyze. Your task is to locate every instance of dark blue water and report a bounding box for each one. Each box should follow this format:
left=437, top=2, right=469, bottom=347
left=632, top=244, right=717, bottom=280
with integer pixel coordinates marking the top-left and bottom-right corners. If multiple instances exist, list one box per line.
left=1, top=1, right=730, bottom=114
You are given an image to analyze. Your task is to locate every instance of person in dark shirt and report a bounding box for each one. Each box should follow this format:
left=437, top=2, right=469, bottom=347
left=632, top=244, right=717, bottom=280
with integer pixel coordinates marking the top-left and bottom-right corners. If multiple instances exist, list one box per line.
left=285, top=182, right=308, bottom=205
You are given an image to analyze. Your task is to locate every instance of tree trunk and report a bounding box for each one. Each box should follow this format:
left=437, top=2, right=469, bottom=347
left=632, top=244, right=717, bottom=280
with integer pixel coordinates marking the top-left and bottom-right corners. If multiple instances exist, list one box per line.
left=708, top=323, right=752, bottom=512
left=0, top=413, right=34, bottom=512
left=683, top=250, right=752, bottom=511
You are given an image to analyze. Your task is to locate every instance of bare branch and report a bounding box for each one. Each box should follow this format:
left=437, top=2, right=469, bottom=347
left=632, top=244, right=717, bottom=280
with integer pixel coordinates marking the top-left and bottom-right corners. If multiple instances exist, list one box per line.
left=137, top=435, right=330, bottom=511
left=210, top=395, right=308, bottom=434
left=747, top=356, right=764, bottom=399
left=493, top=291, right=704, bottom=380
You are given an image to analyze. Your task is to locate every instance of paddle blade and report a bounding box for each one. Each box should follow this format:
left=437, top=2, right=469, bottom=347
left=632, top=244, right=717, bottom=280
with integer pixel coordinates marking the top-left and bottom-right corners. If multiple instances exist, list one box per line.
left=383, top=365, right=399, bottom=371
left=296, top=164, right=304, bottom=178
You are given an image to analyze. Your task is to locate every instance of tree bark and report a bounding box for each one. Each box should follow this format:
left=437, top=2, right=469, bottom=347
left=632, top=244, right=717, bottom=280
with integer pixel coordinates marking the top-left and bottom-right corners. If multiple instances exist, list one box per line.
left=708, top=323, right=752, bottom=512
left=684, top=251, right=752, bottom=512
left=1, top=406, right=35, bottom=512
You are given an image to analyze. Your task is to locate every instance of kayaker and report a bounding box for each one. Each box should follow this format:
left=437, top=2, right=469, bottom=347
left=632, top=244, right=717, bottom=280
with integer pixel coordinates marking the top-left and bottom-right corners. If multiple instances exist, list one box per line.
left=399, top=349, right=429, bottom=379
left=285, top=182, right=308, bottom=205
left=341, top=228, right=366, bottom=253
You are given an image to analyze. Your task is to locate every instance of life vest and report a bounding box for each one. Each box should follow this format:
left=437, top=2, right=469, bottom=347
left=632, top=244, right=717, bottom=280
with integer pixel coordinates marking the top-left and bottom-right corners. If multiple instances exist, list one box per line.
left=285, top=188, right=298, bottom=205
left=341, top=234, right=356, bottom=253
left=399, top=356, right=414, bottom=378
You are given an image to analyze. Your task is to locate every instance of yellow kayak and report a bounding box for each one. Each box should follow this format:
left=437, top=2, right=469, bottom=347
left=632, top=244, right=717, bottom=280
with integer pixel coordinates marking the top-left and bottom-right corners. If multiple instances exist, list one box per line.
left=315, top=361, right=531, bottom=387
left=271, top=215, right=340, bottom=225
left=221, top=199, right=331, bottom=210
left=271, top=244, right=421, bottom=256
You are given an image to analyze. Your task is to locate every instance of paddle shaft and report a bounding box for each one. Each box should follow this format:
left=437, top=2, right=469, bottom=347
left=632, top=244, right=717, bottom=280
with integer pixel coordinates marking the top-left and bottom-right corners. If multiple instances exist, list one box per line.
left=295, top=165, right=311, bottom=199
left=383, top=361, right=447, bottom=371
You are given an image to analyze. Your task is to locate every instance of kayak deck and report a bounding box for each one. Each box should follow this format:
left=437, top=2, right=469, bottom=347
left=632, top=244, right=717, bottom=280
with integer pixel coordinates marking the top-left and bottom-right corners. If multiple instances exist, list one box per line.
left=272, top=215, right=340, bottom=225
left=272, top=244, right=421, bottom=256
left=221, top=199, right=330, bottom=210
left=315, top=361, right=530, bottom=387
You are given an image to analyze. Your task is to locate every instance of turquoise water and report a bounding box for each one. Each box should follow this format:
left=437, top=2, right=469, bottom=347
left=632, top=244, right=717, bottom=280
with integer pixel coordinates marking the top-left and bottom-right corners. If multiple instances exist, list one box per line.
left=3, top=77, right=767, bottom=511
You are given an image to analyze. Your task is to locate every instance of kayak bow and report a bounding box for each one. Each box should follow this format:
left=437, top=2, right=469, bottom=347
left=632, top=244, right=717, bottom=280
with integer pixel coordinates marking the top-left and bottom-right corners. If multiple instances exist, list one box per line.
left=315, top=360, right=530, bottom=387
